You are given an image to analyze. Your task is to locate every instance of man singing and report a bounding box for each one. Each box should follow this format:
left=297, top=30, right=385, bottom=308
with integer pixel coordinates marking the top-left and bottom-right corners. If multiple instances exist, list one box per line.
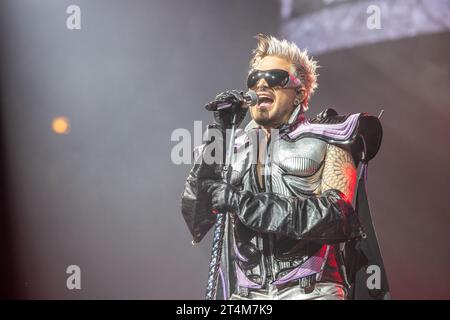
left=181, top=34, right=388, bottom=300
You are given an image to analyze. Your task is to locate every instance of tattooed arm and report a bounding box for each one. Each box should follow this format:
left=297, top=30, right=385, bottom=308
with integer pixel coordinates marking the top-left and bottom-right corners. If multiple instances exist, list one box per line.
left=321, top=144, right=357, bottom=203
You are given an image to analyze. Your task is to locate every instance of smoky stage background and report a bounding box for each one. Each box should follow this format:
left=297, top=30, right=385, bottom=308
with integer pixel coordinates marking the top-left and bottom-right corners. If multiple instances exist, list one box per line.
left=0, top=0, right=449, bottom=299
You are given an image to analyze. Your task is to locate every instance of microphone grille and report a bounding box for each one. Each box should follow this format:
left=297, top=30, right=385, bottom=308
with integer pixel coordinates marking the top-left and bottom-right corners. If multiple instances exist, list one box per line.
left=246, top=90, right=258, bottom=106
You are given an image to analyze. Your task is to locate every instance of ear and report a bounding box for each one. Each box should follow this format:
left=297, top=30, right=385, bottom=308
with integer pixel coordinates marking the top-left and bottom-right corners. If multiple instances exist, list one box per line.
left=295, top=87, right=306, bottom=100
left=295, top=88, right=306, bottom=101
left=295, top=88, right=309, bottom=111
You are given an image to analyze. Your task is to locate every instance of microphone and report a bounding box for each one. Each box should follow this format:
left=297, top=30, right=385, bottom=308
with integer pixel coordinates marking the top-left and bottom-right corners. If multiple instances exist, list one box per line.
left=205, top=90, right=258, bottom=111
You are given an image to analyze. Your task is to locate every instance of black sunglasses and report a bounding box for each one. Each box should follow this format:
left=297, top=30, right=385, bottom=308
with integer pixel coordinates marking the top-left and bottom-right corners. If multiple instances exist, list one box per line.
left=246, top=69, right=301, bottom=89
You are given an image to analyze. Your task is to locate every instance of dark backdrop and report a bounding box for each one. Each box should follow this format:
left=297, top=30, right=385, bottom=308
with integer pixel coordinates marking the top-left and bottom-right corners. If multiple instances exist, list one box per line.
left=0, top=0, right=449, bottom=299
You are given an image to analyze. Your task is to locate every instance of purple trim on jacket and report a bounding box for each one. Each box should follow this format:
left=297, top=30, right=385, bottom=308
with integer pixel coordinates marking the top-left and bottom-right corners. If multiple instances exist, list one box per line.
left=235, top=262, right=263, bottom=289
left=287, top=113, right=361, bottom=141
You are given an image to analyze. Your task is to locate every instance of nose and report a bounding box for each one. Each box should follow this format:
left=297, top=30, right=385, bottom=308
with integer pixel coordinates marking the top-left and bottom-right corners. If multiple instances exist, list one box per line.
left=255, top=78, right=269, bottom=91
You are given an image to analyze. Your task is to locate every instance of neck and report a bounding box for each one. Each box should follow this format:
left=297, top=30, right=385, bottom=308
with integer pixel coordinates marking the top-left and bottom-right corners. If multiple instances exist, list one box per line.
left=262, top=105, right=302, bottom=133
left=262, top=126, right=272, bottom=138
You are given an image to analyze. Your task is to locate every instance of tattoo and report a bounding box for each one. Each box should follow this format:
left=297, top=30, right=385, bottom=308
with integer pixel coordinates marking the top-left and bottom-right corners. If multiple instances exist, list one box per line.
left=321, top=144, right=357, bottom=202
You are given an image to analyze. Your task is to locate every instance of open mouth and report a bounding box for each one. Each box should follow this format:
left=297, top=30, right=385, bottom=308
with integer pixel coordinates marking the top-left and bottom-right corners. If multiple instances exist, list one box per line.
left=257, top=95, right=274, bottom=109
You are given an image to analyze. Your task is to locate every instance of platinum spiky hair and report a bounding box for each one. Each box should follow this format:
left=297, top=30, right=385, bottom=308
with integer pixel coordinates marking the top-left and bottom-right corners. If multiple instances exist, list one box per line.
left=250, top=34, right=319, bottom=105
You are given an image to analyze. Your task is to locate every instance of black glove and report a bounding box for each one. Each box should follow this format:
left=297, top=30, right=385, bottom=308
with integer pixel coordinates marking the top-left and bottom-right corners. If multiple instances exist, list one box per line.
left=206, top=180, right=241, bottom=213
left=212, top=90, right=248, bottom=131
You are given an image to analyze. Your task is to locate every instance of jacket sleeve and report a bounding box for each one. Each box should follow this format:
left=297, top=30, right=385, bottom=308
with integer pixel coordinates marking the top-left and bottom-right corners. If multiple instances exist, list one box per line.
left=180, top=125, right=224, bottom=243
left=234, top=188, right=363, bottom=243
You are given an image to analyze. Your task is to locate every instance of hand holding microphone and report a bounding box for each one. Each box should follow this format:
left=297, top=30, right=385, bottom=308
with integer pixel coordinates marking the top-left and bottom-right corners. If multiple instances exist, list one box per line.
left=203, top=89, right=258, bottom=300
left=205, top=89, right=258, bottom=130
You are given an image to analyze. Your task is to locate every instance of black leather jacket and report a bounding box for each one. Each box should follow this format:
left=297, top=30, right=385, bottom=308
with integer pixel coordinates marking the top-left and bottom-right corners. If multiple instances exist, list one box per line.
left=181, top=108, right=383, bottom=296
